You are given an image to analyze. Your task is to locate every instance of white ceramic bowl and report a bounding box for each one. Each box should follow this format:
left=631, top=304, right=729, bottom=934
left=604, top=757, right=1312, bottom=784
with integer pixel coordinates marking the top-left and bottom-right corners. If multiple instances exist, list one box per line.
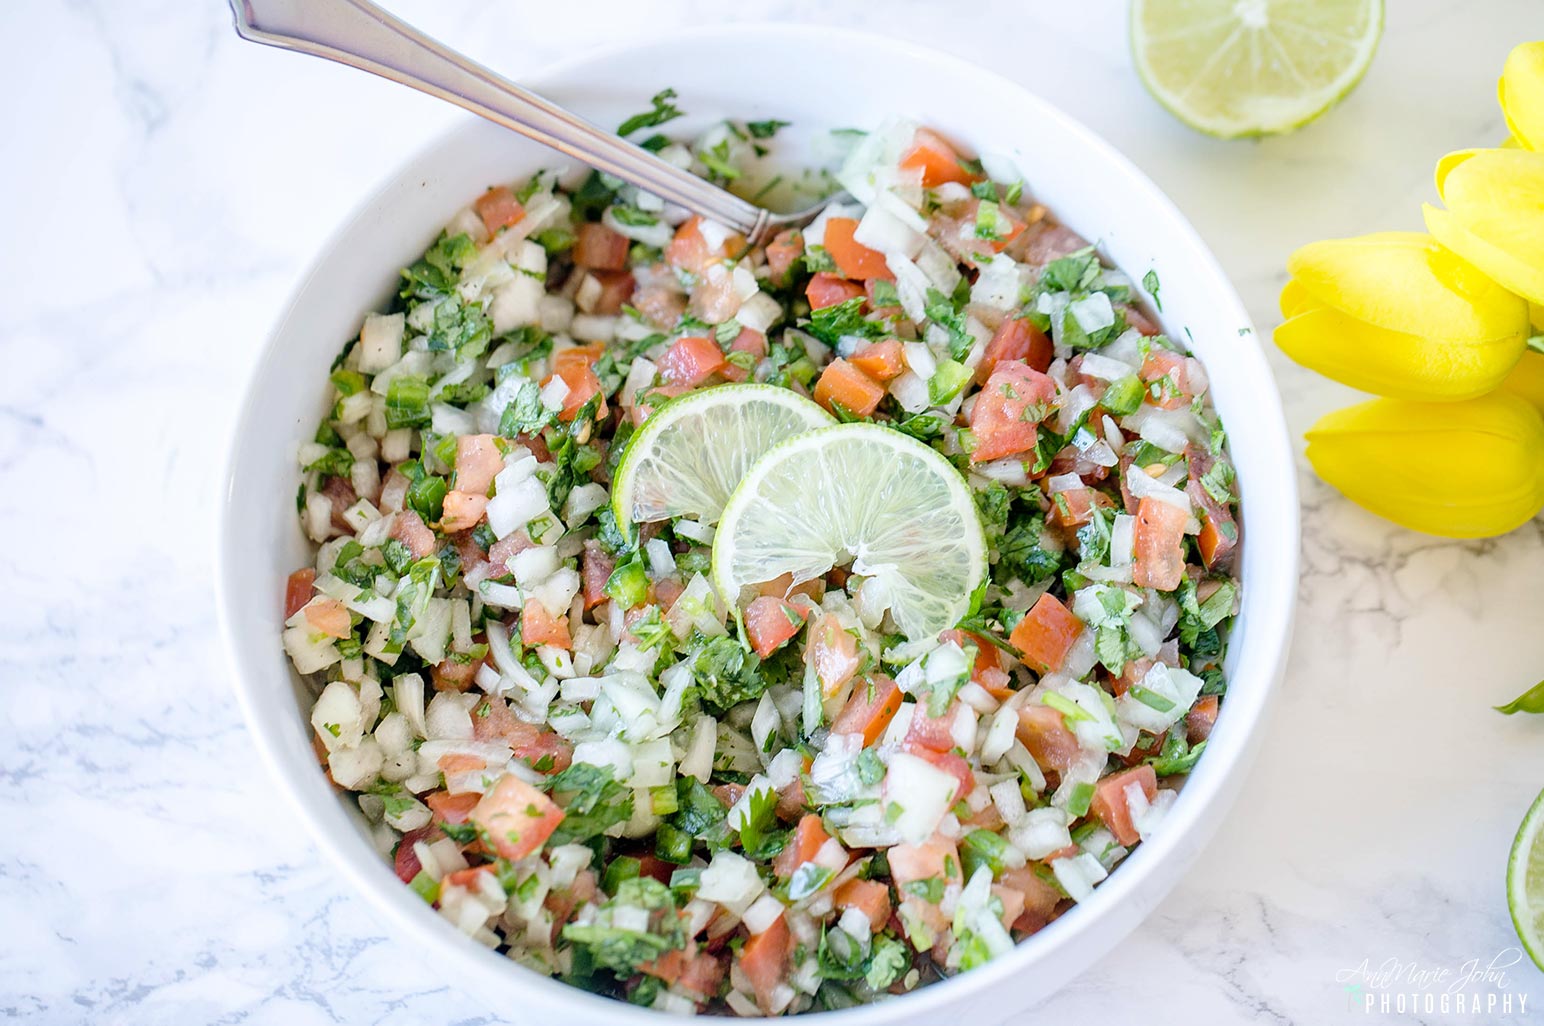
left=219, top=23, right=1299, bottom=1024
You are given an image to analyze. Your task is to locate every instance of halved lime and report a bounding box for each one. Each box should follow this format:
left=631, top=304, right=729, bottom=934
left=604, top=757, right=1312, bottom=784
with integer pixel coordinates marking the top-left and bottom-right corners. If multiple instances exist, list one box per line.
left=1131, top=0, right=1384, bottom=139
left=611, top=383, right=834, bottom=528
left=712, top=423, right=987, bottom=641
left=1508, top=785, right=1544, bottom=970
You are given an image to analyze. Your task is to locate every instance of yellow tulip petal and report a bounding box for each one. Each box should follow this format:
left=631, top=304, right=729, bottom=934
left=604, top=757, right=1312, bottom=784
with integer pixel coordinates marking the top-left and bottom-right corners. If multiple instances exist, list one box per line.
left=1275, top=305, right=1524, bottom=400
left=1278, top=279, right=1316, bottom=319
left=1286, top=231, right=1527, bottom=341
left=1434, top=148, right=1481, bottom=194
left=1424, top=203, right=1544, bottom=308
left=1429, top=149, right=1544, bottom=304
left=1504, top=351, right=1544, bottom=414
left=1532, top=302, right=1544, bottom=332
left=1306, top=393, right=1544, bottom=538
left=1500, top=41, right=1544, bottom=151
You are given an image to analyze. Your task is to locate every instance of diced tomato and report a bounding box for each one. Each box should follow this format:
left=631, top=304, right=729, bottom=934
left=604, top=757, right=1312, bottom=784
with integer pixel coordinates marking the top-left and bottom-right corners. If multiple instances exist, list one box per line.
left=630, top=382, right=688, bottom=426
left=805, top=272, right=865, bottom=310
left=440, top=490, right=489, bottom=532
left=443, top=864, right=496, bottom=890
left=470, top=774, right=565, bottom=861
left=512, top=724, right=574, bottom=774
left=720, top=327, right=767, bottom=382
left=745, top=595, right=808, bottom=659
left=1124, top=304, right=1163, bottom=337
left=390, top=509, right=437, bottom=558
left=899, top=127, right=975, bottom=188
left=1015, top=704, right=1080, bottom=773
left=830, top=673, right=903, bottom=746
left=632, top=285, right=686, bottom=329
left=666, top=216, right=710, bottom=273
left=658, top=336, right=728, bottom=387
left=521, top=598, right=572, bottom=650
left=454, top=434, right=505, bottom=497
left=888, top=837, right=963, bottom=889
left=991, top=883, right=1026, bottom=930
left=975, top=316, right=1054, bottom=383
left=1090, top=765, right=1158, bottom=846
left=823, top=217, right=893, bottom=280
left=676, top=952, right=727, bottom=1001
left=473, top=185, right=524, bottom=235
left=665, top=215, right=747, bottom=274
left=849, top=340, right=905, bottom=381
left=547, top=363, right=607, bottom=423
left=588, top=270, right=635, bottom=315
left=773, top=813, right=834, bottom=878
left=552, top=342, right=605, bottom=380
left=1016, top=222, right=1091, bottom=267
left=1139, top=350, right=1194, bottom=411
left=573, top=222, right=630, bottom=271
left=1009, top=593, right=1083, bottom=674
left=739, top=912, right=792, bottom=1014
left=284, top=568, right=316, bottom=619
left=431, top=654, right=480, bottom=693
left=765, top=229, right=804, bottom=285
left=1186, top=447, right=1238, bottom=570
left=486, top=532, right=533, bottom=578
left=832, top=878, right=891, bottom=932
left=1109, top=656, right=1153, bottom=698
left=581, top=540, right=615, bottom=609
left=301, top=597, right=350, bottom=639
left=903, top=702, right=959, bottom=755
left=1000, top=864, right=1061, bottom=923
left=1132, top=497, right=1189, bottom=591
left=1050, top=486, right=1115, bottom=528
left=437, top=752, right=489, bottom=780
left=809, top=614, right=861, bottom=697
left=426, top=789, right=480, bottom=825
left=755, top=572, right=824, bottom=603
left=654, top=575, right=686, bottom=611
left=814, top=359, right=886, bottom=418
left=969, top=362, right=1057, bottom=463
left=319, top=475, right=358, bottom=533
left=939, top=628, right=1004, bottom=688
left=776, top=776, right=809, bottom=822
left=393, top=825, right=434, bottom=882
left=1187, top=694, right=1219, bottom=743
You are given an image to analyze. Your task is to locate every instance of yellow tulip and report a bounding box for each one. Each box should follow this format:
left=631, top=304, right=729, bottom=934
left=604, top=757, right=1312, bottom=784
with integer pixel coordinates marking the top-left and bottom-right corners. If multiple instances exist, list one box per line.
left=1305, top=392, right=1544, bottom=538
left=1423, top=148, right=1544, bottom=305
left=1504, top=351, right=1544, bottom=413
left=1500, top=41, right=1544, bottom=150
left=1275, top=232, right=1529, bottom=400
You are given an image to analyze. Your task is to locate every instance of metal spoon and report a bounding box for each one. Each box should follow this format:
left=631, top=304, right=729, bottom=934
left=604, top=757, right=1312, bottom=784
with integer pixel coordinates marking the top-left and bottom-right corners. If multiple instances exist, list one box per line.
left=228, top=0, right=841, bottom=246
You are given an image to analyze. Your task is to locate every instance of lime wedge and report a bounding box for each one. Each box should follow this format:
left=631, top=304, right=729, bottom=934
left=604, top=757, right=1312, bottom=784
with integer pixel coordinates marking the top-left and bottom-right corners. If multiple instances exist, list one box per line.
left=611, top=383, right=834, bottom=528
left=1131, top=0, right=1384, bottom=139
left=1509, top=785, right=1544, bottom=970
left=712, top=423, right=987, bottom=641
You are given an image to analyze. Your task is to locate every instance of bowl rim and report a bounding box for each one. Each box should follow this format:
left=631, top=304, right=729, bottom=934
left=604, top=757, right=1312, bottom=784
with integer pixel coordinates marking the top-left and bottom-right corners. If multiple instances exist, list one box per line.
left=217, top=20, right=1300, bottom=1024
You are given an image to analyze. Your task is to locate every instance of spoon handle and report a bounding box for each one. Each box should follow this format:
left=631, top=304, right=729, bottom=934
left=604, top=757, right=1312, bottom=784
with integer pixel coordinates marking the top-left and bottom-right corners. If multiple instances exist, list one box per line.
left=229, top=0, right=771, bottom=240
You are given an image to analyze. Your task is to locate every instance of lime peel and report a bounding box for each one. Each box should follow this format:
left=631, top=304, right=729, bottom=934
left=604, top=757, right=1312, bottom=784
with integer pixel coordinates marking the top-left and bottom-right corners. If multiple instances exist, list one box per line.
left=1508, top=785, right=1544, bottom=971
left=711, top=423, right=987, bottom=641
left=610, top=383, right=834, bottom=529
left=1131, top=0, right=1385, bottom=139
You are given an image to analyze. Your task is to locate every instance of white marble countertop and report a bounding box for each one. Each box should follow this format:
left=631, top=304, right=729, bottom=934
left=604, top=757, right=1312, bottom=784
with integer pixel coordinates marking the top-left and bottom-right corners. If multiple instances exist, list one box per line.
left=5, top=1, right=1544, bottom=1023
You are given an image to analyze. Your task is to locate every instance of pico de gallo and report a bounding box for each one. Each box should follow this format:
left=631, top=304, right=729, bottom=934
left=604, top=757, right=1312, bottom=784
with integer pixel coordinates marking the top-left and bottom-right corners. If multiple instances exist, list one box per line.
left=282, top=93, right=1241, bottom=1016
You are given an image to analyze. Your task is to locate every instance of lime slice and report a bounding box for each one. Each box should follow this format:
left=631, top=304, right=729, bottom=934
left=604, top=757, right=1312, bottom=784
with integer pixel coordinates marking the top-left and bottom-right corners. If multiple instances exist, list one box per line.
left=1508, top=785, right=1544, bottom=970
left=611, top=383, right=834, bottom=528
left=712, top=423, right=987, bottom=641
left=1131, top=0, right=1384, bottom=139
